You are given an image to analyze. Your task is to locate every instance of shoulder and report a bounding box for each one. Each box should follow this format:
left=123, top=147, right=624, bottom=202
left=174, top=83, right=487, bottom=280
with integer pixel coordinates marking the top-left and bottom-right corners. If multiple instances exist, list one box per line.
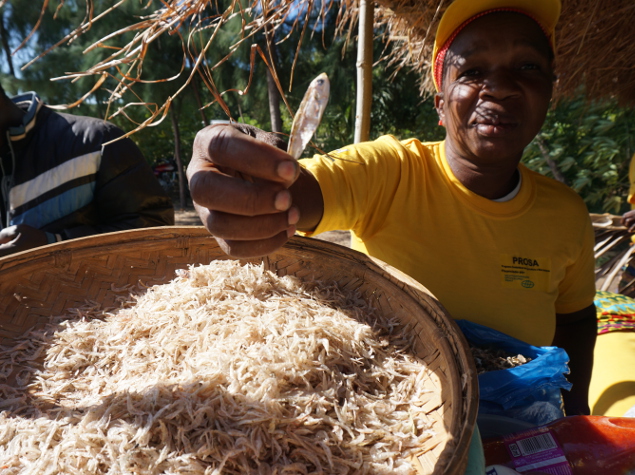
left=39, top=109, right=144, bottom=160
left=320, top=135, right=440, bottom=165
left=30, top=108, right=147, bottom=173
left=49, top=109, right=125, bottom=144
left=525, top=166, right=588, bottom=209
left=363, top=135, right=440, bottom=156
left=524, top=166, right=592, bottom=235
left=301, top=136, right=444, bottom=188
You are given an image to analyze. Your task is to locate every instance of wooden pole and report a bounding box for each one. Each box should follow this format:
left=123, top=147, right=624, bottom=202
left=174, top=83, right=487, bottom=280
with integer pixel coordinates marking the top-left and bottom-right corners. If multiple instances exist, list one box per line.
left=354, top=0, right=374, bottom=144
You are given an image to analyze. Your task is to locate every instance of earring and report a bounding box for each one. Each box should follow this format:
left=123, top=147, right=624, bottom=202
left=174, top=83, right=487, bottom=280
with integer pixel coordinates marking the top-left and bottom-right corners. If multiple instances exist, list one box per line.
left=438, top=119, right=444, bottom=126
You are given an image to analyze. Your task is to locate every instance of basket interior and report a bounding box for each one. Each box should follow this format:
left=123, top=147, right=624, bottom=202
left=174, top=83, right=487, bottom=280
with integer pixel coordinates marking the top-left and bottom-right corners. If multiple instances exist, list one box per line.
left=0, top=226, right=477, bottom=475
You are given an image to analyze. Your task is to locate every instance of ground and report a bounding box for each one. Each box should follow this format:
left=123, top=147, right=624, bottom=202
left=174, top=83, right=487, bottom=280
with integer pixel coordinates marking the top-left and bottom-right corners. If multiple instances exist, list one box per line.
left=173, top=201, right=351, bottom=247
left=174, top=207, right=204, bottom=227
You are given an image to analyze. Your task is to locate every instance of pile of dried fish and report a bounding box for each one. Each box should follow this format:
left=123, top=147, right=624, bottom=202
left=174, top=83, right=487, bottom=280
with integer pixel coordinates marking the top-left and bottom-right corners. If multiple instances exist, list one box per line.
left=470, top=345, right=532, bottom=375
left=0, top=260, right=436, bottom=474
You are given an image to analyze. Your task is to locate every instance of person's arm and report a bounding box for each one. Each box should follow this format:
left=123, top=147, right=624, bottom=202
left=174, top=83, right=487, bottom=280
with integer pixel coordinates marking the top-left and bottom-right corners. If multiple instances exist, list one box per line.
left=553, top=303, right=597, bottom=415
left=187, top=124, right=324, bottom=258
left=621, top=209, right=635, bottom=232
left=60, top=131, right=175, bottom=240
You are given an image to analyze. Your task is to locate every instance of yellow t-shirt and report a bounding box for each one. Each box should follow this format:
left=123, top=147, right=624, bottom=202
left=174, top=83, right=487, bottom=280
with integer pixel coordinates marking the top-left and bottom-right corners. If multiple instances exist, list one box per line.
left=300, top=136, right=596, bottom=347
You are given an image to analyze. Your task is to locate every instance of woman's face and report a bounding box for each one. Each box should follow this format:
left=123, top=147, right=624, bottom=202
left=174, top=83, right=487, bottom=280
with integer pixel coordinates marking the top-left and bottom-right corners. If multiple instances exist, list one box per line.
left=435, top=12, right=555, bottom=165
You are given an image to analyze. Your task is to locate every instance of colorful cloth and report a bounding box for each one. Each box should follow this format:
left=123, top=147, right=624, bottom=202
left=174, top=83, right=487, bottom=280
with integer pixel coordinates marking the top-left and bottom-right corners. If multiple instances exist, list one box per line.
left=594, top=290, right=635, bottom=334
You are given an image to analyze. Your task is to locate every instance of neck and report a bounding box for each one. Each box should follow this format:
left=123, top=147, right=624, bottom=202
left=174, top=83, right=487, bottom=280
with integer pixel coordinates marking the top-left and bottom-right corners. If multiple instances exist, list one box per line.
left=444, top=140, right=522, bottom=200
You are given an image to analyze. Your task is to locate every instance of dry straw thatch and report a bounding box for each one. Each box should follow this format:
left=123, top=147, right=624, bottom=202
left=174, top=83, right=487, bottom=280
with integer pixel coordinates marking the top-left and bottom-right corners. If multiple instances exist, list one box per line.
left=11, top=0, right=635, bottom=128
left=592, top=213, right=635, bottom=297
left=374, top=0, right=635, bottom=104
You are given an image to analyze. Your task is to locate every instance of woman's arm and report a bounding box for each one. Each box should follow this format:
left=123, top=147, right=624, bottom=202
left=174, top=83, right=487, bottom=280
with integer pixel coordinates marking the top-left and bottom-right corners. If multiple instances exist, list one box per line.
left=553, top=304, right=598, bottom=415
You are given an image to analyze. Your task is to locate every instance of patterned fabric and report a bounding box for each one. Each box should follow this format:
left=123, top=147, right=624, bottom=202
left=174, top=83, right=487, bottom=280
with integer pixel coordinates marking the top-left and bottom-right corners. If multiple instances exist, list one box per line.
left=594, top=290, right=635, bottom=334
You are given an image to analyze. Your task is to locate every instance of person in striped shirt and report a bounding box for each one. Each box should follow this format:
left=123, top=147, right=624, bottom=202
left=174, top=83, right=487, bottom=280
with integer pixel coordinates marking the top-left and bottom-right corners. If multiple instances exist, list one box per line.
left=0, top=87, right=174, bottom=256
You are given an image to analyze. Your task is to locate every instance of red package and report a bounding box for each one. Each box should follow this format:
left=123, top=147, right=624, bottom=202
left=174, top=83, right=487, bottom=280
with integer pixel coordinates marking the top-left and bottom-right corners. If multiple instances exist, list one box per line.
left=482, top=415, right=635, bottom=474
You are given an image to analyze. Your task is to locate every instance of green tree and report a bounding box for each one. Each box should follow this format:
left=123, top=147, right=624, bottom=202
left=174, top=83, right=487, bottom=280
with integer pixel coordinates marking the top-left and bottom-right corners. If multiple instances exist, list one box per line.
left=524, top=95, right=635, bottom=214
left=8, top=0, right=635, bottom=221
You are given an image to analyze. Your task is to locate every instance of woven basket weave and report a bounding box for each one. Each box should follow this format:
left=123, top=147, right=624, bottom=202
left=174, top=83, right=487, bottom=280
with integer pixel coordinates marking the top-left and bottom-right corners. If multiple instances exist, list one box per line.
left=0, top=226, right=477, bottom=475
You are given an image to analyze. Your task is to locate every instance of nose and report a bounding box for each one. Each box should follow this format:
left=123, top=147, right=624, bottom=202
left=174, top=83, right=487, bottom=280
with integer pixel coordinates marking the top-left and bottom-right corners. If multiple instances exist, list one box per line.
left=480, top=70, right=521, bottom=100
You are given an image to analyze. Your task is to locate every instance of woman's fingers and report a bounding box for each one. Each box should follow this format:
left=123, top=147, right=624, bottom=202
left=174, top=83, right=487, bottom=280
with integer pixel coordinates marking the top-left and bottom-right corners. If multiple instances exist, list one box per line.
left=190, top=124, right=298, bottom=185
left=188, top=169, right=293, bottom=217
left=187, top=124, right=304, bottom=258
left=193, top=200, right=299, bottom=259
left=195, top=203, right=298, bottom=240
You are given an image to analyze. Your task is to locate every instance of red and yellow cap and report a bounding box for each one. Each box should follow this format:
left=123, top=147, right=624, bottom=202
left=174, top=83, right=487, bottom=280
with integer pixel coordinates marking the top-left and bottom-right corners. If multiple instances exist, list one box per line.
left=432, top=0, right=561, bottom=91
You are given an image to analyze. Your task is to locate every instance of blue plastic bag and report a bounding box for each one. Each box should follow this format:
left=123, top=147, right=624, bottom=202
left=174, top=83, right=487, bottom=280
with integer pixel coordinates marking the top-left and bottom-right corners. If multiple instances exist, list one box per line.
left=456, top=319, right=572, bottom=426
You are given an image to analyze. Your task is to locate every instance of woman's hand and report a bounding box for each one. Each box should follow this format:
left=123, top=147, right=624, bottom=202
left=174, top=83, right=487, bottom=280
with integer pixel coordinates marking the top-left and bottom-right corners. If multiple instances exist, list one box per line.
left=621, top=210, right=635, bottom=232
left=187, top=124, right=306, bottom=258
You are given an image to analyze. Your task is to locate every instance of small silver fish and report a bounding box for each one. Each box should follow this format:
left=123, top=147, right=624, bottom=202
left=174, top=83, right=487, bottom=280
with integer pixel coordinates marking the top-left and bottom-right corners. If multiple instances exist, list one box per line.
left=287, top=72, right=330, bottom=159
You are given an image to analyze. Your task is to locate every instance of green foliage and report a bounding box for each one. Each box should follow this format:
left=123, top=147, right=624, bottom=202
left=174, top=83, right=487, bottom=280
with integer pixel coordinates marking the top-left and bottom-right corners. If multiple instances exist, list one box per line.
left=1, top=0, right=447, bottom=165
left=368, top=65, right=445, bottom=144
left=523, top=95, right=635, bottom=214
left=287, top=29, right=446, bottom=156
left=4, top=0, right=635, bottom=216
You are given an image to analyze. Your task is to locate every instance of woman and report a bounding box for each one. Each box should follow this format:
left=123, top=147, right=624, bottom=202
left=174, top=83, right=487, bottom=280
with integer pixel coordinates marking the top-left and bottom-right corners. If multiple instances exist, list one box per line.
left=187, top=0, right=596, bottom=417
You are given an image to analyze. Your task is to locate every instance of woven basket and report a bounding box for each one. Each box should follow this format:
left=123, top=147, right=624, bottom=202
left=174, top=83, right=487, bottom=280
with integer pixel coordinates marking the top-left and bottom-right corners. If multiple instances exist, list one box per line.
left=0, top=226, right=477, bottom=475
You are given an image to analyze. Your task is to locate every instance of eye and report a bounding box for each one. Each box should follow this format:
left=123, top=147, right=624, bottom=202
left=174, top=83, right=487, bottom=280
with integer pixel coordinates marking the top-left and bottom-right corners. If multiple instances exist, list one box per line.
left=519, top=63, right=541, bottom=71
left=460, top=68, right=481, bottom=78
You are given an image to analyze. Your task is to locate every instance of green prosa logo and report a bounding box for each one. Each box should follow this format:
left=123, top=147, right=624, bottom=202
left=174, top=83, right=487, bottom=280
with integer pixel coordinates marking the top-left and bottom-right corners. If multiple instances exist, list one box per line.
left=521, top=280, right=535, bottom=289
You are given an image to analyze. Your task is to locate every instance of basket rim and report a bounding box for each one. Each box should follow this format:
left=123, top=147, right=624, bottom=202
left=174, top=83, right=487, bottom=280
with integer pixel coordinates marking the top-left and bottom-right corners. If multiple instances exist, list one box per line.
left=0, top=225, right=478, bottom=475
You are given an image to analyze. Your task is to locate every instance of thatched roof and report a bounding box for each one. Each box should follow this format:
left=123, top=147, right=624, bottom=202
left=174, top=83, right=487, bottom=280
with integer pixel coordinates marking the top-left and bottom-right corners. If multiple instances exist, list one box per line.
left=374, top=0, right=635, bottom=104
left=20, top=0, right=635, bottom=127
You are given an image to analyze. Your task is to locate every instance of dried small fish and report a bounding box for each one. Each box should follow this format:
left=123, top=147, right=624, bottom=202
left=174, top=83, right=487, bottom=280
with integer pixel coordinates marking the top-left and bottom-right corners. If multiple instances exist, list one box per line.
left=287, top=72, right=330, bottom=159
left=0, top=261, right=437, bottom=474
left=470, top=344, right=532, bottom=374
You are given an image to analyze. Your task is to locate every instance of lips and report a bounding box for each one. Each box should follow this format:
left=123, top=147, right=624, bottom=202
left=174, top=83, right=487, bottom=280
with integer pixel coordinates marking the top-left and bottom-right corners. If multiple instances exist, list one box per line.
left=472, top=110, right=518, bottom=136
